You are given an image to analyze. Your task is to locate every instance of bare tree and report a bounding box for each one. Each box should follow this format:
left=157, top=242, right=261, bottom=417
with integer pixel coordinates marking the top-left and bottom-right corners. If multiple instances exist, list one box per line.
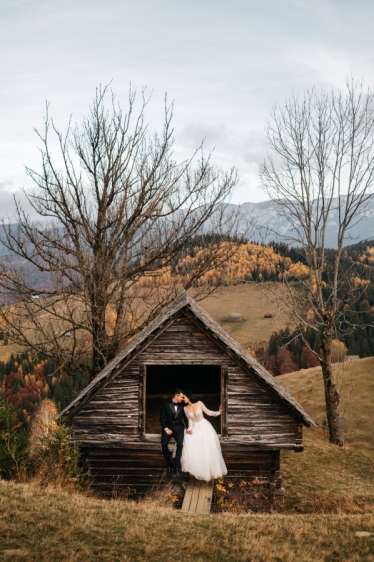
left=259, top=79, right=374, bottom=446
left=0, top=86, right=240, bottom=378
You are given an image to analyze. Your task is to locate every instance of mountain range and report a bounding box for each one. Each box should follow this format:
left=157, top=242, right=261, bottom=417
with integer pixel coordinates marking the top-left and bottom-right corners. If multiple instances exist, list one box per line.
left=1, top=198, right=373, bottom=257
left=228, top=198, right=374, bottom=249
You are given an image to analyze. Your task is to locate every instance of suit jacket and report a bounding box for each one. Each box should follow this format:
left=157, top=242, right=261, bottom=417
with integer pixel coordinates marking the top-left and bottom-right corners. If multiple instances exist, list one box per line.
left=160, top=400, right=188, bottom=432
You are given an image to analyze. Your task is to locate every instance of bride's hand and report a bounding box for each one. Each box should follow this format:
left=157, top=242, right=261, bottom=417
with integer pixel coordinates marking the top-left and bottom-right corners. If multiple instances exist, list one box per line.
left=219, top=405, right=222, bottom=413
left=186, top=429, right=192, bottom=435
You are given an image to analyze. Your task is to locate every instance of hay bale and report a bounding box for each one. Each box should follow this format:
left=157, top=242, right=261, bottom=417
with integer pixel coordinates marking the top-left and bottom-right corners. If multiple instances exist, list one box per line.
left=226, top=313, right=242, bottom=322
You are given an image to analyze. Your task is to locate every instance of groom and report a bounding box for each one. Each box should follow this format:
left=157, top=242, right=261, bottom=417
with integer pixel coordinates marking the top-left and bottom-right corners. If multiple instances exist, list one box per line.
left=160, top=389, right=188, bottom=477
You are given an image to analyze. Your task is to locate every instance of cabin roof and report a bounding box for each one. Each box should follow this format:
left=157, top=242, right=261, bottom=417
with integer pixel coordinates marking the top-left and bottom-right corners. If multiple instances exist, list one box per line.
left=60, top=291, right=316, bottom=426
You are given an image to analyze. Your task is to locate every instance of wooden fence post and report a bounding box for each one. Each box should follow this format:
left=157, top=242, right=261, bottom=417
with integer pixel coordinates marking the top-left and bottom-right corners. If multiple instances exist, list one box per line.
left=221, top=366, right=228, bottom=438
left=139, top=365, right=146, bottom=439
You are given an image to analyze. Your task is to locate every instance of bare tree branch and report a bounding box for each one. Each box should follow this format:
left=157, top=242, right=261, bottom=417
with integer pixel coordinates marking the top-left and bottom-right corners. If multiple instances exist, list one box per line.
left=259, top=79, right=374, bottom=446
left=0, top=85, right=242, bottom=377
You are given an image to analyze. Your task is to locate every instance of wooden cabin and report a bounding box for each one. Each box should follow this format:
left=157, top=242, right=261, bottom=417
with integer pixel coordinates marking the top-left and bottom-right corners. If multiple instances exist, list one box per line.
left=60, top=291, right=315, bottom=509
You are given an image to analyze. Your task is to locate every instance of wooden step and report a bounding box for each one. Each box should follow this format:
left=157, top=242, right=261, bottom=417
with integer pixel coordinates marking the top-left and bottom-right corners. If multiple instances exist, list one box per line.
left=181, top=476, right=214, bottom=514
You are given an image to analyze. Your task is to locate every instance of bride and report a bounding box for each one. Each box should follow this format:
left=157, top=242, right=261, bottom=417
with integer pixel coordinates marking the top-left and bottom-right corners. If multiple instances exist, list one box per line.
left=180, top=391, right=227, bottom=481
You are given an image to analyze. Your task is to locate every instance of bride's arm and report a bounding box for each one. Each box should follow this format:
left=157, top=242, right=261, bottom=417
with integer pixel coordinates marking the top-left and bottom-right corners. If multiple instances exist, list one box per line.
left=200, top=401, right=221, bottom=417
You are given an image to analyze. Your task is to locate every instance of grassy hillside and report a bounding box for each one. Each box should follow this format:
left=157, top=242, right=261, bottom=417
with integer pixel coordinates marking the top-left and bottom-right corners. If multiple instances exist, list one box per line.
left=197, top=283, right=291, bottom=351
left=0, top=283, right=290, bottom=364
left=281, top=431, right=374, bottom=514
left=1, top=480, right=374, bottom=562
left=278, top=357, right=374, bottom=451
left=0, top=342, right=25, bottom=363
left=1, top=360, right=374, bottom=560
left=278, top=357, right=374, bottom=514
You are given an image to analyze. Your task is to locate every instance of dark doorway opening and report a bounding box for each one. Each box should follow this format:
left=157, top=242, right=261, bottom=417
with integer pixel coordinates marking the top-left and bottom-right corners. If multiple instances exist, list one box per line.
left=145, top=365, right=221, bottom=434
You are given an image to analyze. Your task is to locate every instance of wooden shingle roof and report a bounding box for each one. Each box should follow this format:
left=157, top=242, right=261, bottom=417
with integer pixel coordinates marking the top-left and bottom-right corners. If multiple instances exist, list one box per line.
left=60, top=291, right=316, bottom=426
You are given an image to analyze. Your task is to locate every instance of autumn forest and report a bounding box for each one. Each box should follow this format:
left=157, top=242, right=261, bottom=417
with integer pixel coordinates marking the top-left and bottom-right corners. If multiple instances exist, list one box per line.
left=1, top=237, right=373, bottom=429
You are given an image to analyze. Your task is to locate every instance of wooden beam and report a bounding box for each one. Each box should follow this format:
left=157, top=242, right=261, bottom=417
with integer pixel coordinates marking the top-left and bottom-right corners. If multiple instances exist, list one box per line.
left=75, top=438, right=301, bottom=451
left=139, top=365, right=146, bottom=439
left=221, top=367, right=228, bottom=438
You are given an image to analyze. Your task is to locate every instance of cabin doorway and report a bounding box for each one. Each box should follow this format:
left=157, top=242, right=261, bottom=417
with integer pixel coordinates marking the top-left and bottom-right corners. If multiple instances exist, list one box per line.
left=145, top=365, right=221, bottom=434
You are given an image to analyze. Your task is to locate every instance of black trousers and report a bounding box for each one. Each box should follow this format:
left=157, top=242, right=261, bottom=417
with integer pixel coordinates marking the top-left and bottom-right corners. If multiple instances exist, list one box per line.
left=161, top=428, right=184, bottom=468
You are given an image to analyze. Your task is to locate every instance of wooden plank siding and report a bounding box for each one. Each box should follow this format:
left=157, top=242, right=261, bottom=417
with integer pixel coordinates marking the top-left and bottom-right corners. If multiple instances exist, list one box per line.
left=84, top=447, right=283, bottom=498
left=85, top=448, right=189, bottom=495
left=59, top=293, right=313, bottom=509
left=72, top=314, right=302, bottom=451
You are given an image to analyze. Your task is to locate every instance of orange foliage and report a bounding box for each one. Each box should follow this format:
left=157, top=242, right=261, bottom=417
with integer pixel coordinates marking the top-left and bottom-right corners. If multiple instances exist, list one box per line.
left=358, top=246, right=374, bottom=265
left=133, top=243, right=309, bottom=289
left=4, top=359, right=50, bottom=425
left=276, top=347, right=299, bottom=375
left=353, top=277, right=371, bottom=289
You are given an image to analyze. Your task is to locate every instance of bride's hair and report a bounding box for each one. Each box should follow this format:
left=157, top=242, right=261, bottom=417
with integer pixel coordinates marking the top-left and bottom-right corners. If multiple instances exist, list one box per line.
left=184, top=391, right=198, bottom=404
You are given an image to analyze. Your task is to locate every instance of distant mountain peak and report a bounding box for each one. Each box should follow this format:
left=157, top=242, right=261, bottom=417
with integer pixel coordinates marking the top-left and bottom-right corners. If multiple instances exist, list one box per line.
left=227, top=198, right=374, bottom=249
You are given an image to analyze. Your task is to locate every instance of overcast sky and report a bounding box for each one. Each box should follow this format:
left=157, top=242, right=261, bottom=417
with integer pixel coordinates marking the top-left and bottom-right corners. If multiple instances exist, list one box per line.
left=1, top=0, right=374, bottom=217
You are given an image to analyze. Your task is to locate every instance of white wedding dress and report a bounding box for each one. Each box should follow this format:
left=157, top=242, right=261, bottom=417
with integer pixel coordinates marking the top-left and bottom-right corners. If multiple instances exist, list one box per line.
left=181, top=401, right=227, bottom=481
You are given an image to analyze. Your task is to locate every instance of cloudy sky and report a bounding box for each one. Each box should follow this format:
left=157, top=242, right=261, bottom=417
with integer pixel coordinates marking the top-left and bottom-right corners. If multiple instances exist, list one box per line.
left=1, top=0, right=374, bottom=217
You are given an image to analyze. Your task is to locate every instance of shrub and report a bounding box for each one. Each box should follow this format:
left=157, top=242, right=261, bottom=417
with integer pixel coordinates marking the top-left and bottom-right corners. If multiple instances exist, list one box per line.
left=29, top=399, right=58, bottom=453
left=31, top=417, right=83, bottom=487
left=0, top=394, right=29, bottom=479
left=212, top=476, right=283, bottom=513
left=331, top=339, right=348, bottom=363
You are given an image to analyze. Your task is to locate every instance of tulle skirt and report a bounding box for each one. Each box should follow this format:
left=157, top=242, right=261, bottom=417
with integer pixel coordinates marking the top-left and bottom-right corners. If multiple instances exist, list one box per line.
left=181, top=418, right=227, bottom=481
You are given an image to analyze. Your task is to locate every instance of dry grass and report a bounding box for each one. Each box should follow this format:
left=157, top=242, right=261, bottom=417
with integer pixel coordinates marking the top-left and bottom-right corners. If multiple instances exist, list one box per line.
left=2, top=403, right=374, bottom=560
left=277, top=358, right=374, bottom=516
left=1, top=479, right=374, bottom=562
left=197, top=284, right=291, bottom=350
left=2, top=292, right=374, bottom=560
left=0, top=342, right=24, bottom=363
left=1, top=361, right=374, bottom=560
left=278, top=357, right=374, bottom=452
left=282, top=430, right=374, bottom=514
left=0, top=284, right=291, bottom=363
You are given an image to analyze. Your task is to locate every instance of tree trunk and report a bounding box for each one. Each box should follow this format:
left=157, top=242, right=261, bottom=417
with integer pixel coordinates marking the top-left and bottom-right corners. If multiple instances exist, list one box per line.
left=91, top=323, right=108, bottom=377
left=321, top=315, right=345, bottom=446
left=89, top=269, right=110, bottom=377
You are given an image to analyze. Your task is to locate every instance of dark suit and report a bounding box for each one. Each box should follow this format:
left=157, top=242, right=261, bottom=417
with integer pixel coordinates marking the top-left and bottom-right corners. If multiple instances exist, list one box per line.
left=160, top=400, right=188, bottom=469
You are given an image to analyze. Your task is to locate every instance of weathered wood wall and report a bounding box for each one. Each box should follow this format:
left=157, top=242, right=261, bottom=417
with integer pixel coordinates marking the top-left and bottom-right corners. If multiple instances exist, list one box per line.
left=65, top=311, right=303, bottom=509
left=85, top=447, right=189, bottom=495
left=85, top=446, right=283, bottom=500
left=71, top=313, right=302, bottom=450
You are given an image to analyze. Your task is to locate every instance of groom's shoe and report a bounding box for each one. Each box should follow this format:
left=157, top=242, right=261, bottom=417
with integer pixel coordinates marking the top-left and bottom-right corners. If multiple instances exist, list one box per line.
left=167, top=466, right=173, bottom=477
left=173, top=467, right=180, bottom=477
